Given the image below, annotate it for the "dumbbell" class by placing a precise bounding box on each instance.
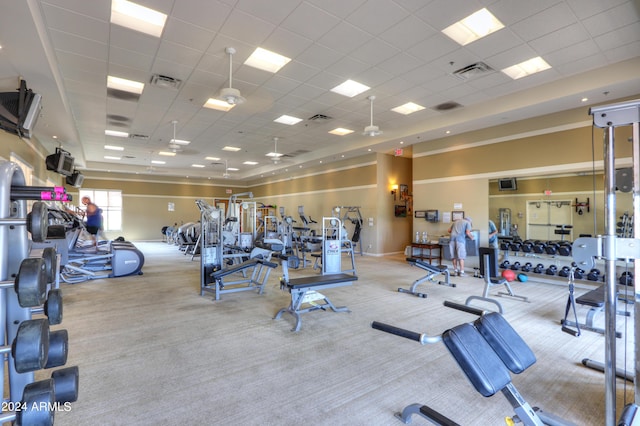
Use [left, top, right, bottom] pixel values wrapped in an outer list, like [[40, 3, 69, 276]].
[[0, 201, 49, 243], [587, 268, 601, 281], [500, 260, 510, 269], [509, 242, 521, 252], [545, 242, 559, 255], [619, 271, 634, 286], [574, 268, 585, 280], [546, 265, 558, 275], [8, 257, 63, 324], [558, 243, 572, 256], [0, 378, 55, 425], [533, 263, 545, 274], [558, 266, 571, 277], [533, 242, 546, 254], [12, 318, 69, 373], [500, 241, 510, 251], [520, 240, 533, 253], [510, 261, 521, 271], [520, 262, 532, 272]]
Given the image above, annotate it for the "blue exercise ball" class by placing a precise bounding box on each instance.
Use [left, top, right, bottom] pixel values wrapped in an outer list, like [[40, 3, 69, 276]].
[[517, 273, 528, 282]]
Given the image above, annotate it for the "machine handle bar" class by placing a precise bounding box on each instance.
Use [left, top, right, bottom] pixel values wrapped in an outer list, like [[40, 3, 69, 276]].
[[371, 321, 442, 345], [443, 300, 486, 316]]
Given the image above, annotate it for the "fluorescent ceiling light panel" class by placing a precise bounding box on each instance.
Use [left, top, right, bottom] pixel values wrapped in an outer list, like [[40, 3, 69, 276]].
[[203, 98, 234, 112], [329, 128, 354, 136], [274, 115, 302, 125], [501, 57, 551, 80], [104, 145, 124, 151], [191, 164, 205, 168], [151, 160, 165, 164], [105, 129, 129, 138], [227, 167, 239, 171], [107, 75, 144, 94], [205, 156, 220, 161], [104, 156, 121, 160], [244, 47, 291, 73], [442, 8, 504, 46], [330, 79, 370, 97], [170, 138, 190, 146], [110, 0, 167, 38], [158, 151, 176, 157], [391, 102, 425, 115], [243, 161, 259, 165], [222, 146, 241, 152]]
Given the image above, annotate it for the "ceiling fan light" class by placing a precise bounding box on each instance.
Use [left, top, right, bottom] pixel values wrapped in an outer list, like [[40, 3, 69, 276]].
[[219, 87, 245, 105], [363, 125, 382, 137]]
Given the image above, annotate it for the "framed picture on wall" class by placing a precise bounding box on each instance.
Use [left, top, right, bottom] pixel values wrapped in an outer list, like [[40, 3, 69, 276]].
[[399, 184, 409, 201], [414, 210, 426, 218], [452, 210, 465, 221], [395, 205, 407, 217]]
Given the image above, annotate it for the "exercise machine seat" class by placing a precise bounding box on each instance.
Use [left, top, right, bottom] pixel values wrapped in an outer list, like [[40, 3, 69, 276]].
[[442, 323, 511, 397], [475, 313, 536, 374]]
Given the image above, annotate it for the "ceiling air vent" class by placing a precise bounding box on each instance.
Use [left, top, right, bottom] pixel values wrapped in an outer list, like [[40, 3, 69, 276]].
[[433, 101, 463, 112], [452, 62, 493, 80], [128, 133, 149, 140], [150, 74, 183, 90], [308, 114, 332, 121]]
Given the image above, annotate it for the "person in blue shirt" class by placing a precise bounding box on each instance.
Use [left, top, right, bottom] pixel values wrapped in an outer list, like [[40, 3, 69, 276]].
[[488, 219, 499, 249], [82, 196, 103, 248], [448, 217, 474, 276]]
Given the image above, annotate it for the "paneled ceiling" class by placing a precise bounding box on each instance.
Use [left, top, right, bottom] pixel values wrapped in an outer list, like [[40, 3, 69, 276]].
[[1, 0, 639, 180]]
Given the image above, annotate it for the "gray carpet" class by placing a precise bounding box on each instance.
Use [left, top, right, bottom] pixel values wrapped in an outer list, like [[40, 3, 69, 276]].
[[45, 242, 635, 425]]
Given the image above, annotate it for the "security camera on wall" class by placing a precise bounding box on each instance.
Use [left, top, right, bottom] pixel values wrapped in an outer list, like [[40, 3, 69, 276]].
[[0, 79, 42, 139]]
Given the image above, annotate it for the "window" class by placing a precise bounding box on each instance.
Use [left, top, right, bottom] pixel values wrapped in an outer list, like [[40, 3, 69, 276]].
[[78, 189, 122, 231]]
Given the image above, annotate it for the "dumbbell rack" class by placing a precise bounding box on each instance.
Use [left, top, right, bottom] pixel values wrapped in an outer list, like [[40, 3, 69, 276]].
[[0, 160, 78, 423]]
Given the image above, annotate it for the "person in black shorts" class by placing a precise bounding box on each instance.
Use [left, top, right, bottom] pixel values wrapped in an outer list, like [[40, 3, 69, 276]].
[[82, 196, 102, 248]]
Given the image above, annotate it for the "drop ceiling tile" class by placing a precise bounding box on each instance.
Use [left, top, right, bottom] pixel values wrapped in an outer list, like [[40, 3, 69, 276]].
[[41, 0, 111, 20], [277, 61, 320, 84], [306, 0, 366, 18], [594, 23, 640, 51], [236, 0, 303, 25], [156, 41, 204, 70], [485, 44, 538, 70], [41, 3, 109, 43], [108, 45, 155, 73], [281, 2, 340, 39], [407, 33, 459, 62], [162, 18, 215, 52], [218, 8, 276, 46], [325, 56, 370, 79], [171, 0, 232, 30], [261, 27, 314, 59], [463, 28, 523, 60], [413, 0, 484, 30], [544, 39, 600, 67], [509, 2, 577, 41], [565, 0, 629, 20], [296, 44, 342, 70], [582, 2, 640, 38], [109, 25, 161, 56], [529, 23, 591, 56], [603, 40, 640, 63], [350, 38, 401, 66], [317, 21, 371, 55], [378, 14, 436, 50], [49, 28, 108, 60], [345, 0, 409, 35], [377, 52, 422, 75]]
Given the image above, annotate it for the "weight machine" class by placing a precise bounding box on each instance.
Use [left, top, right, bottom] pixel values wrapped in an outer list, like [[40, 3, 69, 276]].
[[332, 206, 364, 256], [571, 99, 640, 425]]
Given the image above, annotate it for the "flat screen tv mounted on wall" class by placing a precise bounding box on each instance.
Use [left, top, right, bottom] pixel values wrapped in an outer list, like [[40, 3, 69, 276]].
[[66, 170, 84, 188], [498, 178, 517, 191], [0, 79, 42, 139]]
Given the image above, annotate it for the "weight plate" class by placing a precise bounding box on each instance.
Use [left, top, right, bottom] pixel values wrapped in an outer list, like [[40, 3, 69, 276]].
[[29, 201, 49, 243], [44, 329, 68, 369], [44, 289, 63, 325], [42, 247, 57, 284], [13, 318, 49, 373], [51, 365, 79, 403], [16, 378, 55, 426], [15, 258, 48, 308]]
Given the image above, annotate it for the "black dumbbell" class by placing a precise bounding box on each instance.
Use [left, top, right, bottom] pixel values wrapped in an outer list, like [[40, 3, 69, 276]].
[[521, 262, 532, 272], [510, 261, 521, 271], [545, 243, 559, 255], [558, 243, 571, 256], [559, 266, 571, 277], [574, 268, 585, 280], [509, 242, 521, 252], [533, 263, 545, 274], [619, 271, 634, 286], [0, 379, 55, 425], [533, 242, 546, 254], [587, 268, 601, 281], [500, 260, 510, 269], [546, 265, 558, 275], [521, 241, 533, 253], [500, 242, 510, 251]]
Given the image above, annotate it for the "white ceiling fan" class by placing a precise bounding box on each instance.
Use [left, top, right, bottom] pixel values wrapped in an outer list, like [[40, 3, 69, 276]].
[[167, 120, 187, 152], [363, 95, 382, 137], [266, 137, 286, 164], [222, 159, 231, 179], [219, 47, 246, 106]]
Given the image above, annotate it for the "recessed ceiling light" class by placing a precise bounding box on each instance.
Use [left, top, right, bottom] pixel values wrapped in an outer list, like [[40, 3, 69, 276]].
[[205, 156, 221, 161], [227, 167, 239, 171], [104, 156, 121, 160], [105, 145, 124, 151], [329, 128, 354, 136], [107, 76, 144, 94], [244, 47, 291, 73], [158, 151, 176, 157], [151, 160, 165, 165], [105, 129, 129, 138], [110, 0, 167, 38], [243, 161, 259, 165], [170, 138, 190, 146], [331, 79, 370, 97], [392, 102, 425, 115], [446, 130, 451, 134], [581, 97, 588, 102], [222, 146, 241, 152], [501, 57, 551, 80], [274, 115, 303, 125], [442, 8, 504, 46], [203, 98, 235, 111], [191, 164, 205, 168]]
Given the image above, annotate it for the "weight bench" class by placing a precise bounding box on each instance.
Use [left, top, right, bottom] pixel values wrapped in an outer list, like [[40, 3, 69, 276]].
[[203, 254, 278, 301], [398, 257, 454, 298], [560, 285, 626, 338], [274, 254, 357, 331], [376, 311, 574, 425]]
